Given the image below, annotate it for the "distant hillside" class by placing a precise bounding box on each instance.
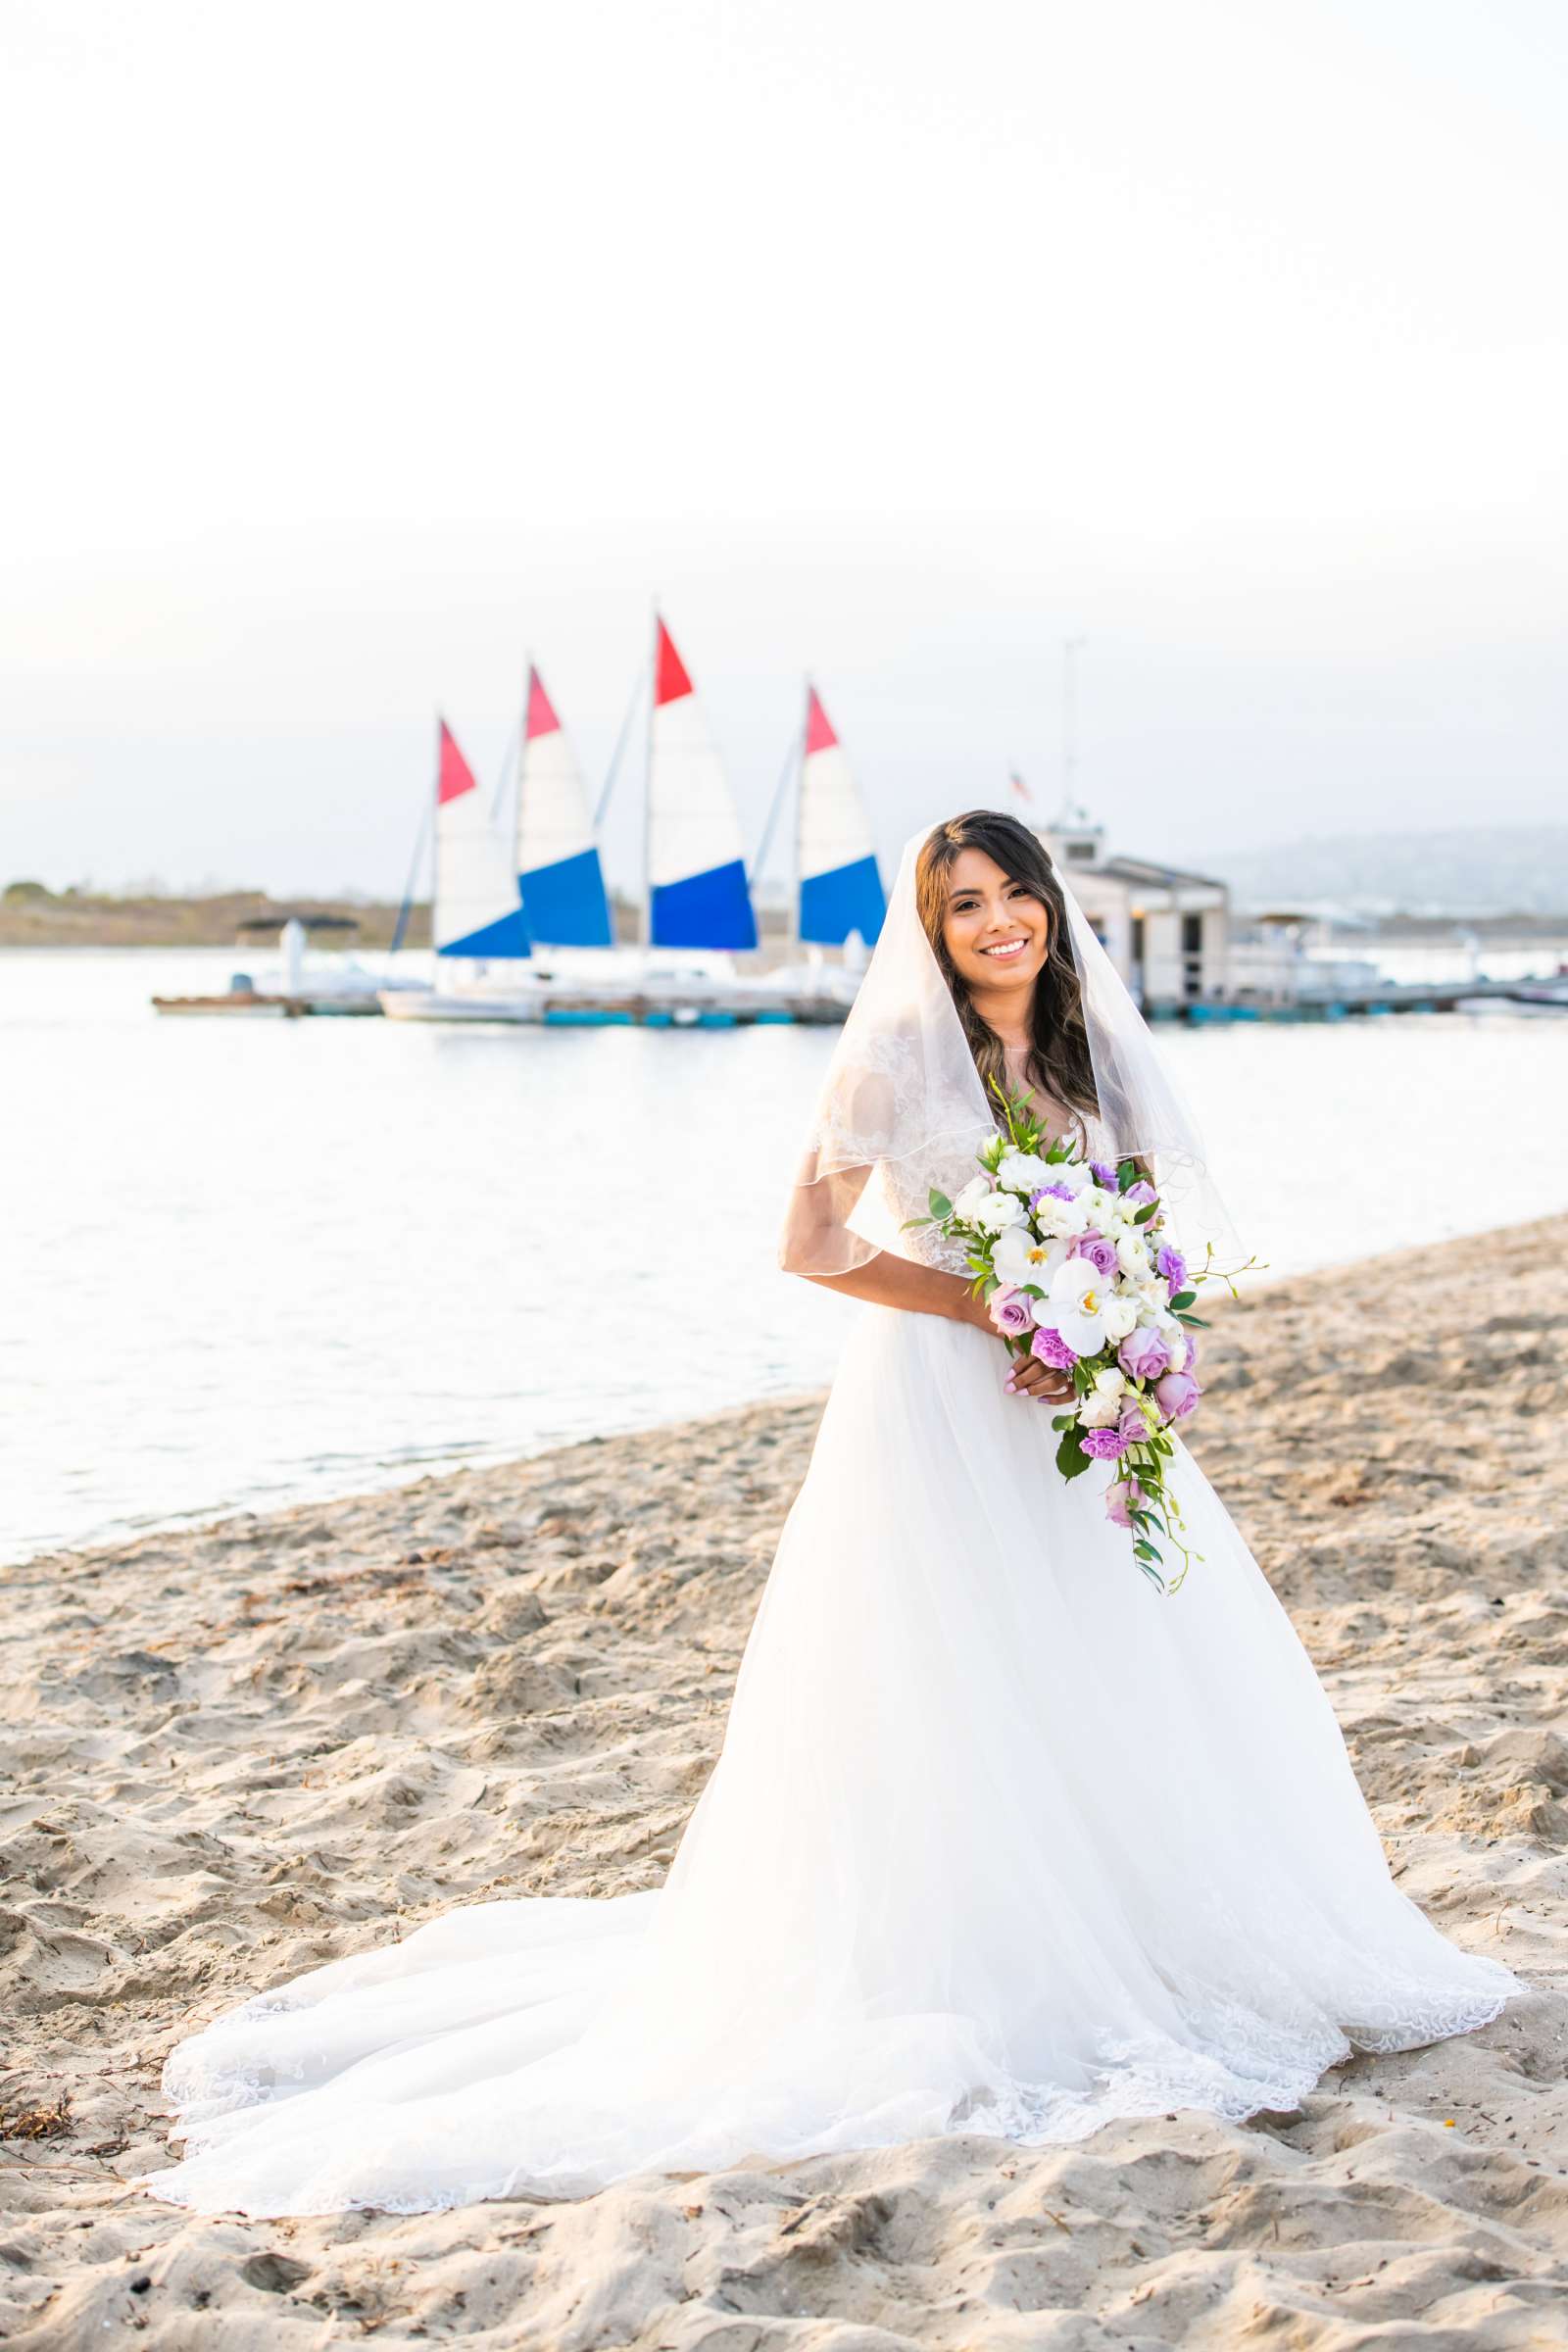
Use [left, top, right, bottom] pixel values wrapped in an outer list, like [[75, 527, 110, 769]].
[[0, 884, 429, 951], [1196, 826, 1568, 918], [0, 883, 796, 951]]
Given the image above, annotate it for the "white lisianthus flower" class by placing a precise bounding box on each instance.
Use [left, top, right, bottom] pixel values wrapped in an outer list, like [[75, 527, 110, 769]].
[[973, 1190, 1025, 1234], [952, 1175, 993, 1219], [1045, 1257, 1110, 1354], [996, 1150, 1051, 1195], [1032, 1192, 1091, 1240], [1079, 1390, 1123, 1429], [1093, 1367, 1126, 1397], [1116, 1231, 1152, 1277], [1102, 1293, 1141, 1343], [1047, 1156, 1091, 1194], [994, 1227, 1069, 1291]]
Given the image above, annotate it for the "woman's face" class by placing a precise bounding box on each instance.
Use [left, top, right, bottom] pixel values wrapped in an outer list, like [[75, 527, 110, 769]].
[[940, 847, 1052, 1001]]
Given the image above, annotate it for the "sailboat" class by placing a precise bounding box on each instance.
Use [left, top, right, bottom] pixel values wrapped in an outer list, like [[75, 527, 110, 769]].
[[379, 717, 541, 1021], [515, 667, 614, 947], [755, 680, 884, 1017], [432, 717, 533, 959], [795, 683, 886, 950], [646, 618, 759, 952]]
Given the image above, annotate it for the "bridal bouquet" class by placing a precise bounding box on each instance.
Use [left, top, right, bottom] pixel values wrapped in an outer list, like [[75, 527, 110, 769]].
[[906, 1086, 1237, 1592]]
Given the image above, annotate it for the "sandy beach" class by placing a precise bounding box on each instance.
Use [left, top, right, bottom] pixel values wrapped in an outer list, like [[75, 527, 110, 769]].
[[3, 1214, 1567, 2347]]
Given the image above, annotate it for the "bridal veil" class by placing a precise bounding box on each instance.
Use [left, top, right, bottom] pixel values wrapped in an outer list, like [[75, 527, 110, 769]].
[[778, 818, 1239, 1279]]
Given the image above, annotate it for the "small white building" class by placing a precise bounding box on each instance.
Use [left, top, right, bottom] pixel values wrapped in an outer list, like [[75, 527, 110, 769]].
[[1039, 805, 1229, 1011]]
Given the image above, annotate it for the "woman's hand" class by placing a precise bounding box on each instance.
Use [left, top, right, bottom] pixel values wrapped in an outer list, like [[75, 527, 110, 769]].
[[1004, 1349, 1076, 1407]]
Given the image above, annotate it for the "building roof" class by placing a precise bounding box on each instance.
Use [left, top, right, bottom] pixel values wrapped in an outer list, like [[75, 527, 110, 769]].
[[1092, 855, 1230, 893]]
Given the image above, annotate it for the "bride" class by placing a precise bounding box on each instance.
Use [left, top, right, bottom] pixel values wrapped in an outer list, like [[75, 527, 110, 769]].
[[143, 808, 1517, 2218]]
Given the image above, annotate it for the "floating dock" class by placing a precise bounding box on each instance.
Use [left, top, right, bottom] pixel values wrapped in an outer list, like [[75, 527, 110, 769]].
[[1162, 977, 1565, 1024]]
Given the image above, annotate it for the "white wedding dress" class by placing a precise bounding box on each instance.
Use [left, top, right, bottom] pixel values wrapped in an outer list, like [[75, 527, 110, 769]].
[[145, 1149, 1518, 2219]]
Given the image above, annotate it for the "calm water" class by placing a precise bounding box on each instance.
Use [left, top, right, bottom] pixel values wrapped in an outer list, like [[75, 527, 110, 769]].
[[5, 949, 1566, 1566]]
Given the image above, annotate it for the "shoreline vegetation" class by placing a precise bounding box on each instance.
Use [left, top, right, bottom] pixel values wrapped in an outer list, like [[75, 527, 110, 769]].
[[0, 883, 804, 952], [3, 1215, 1566, 2343]]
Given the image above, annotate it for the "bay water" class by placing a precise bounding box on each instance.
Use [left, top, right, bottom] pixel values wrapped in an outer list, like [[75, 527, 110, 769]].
[[5, 948, 1565, 1565]]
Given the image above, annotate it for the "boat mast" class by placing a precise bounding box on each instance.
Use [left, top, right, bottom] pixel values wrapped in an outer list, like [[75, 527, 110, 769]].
[[641, 605, 657, 953], [430, 710, 441, 962], [789, 679, 807, 962]]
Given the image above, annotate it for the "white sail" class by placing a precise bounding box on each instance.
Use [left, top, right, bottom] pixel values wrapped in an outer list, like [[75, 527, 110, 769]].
[[435, 719, 530, 957], [515, 668, 612, 948], [797, 685, 885, 946]]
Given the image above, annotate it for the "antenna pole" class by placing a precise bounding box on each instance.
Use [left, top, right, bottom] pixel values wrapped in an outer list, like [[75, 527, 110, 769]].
[[1060, 635, 1087, 819]]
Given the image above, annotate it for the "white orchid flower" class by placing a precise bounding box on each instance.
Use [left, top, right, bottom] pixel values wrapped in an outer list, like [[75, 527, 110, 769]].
[[1046, 1257, 1110, 1355], [993, 1227, 1069, 1293]]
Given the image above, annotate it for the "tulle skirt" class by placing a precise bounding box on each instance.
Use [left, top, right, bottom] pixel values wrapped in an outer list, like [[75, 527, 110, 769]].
[[143, 1306, 1517, 2216]]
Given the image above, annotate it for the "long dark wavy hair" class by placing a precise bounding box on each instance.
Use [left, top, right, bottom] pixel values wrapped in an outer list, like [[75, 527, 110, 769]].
[[915, 809, 1101, 1139]]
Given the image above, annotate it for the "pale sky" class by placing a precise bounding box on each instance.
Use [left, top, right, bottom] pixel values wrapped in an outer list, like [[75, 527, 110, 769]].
[[3, 0, 1565, 900]]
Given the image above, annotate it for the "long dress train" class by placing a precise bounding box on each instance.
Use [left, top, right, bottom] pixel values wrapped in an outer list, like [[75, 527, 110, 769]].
[[142, 1302, 1517, 2218]]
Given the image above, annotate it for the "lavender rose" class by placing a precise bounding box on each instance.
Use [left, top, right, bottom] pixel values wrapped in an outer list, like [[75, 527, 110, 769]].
[[1030, 1327, 1079, 1371], [1117, 1325, 1171, 1383], [1081, 1426, 1129, 1459], [1069, 1230, 1118, 1281], [988, 1287, 1034, 1340], [1123, 1179, 1158, 1208], [1153, 1368, 1201, 1422], [1155, 1244, 1187, 1294]]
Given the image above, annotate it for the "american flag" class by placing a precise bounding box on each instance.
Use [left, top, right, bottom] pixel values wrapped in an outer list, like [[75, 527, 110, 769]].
[[1009, 771, 1033, 806]]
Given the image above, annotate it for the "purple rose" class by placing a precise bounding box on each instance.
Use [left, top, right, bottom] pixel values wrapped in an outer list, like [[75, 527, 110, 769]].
[[1119, 1399, 1152, 1443], [1153, 1368, 1201, 1423], [1030, 1326, 1079, 1370], [1104, 1475, 1147, 1529], [1124, 1180, 1158, 1208], [1081, 1426, 1128, 1459], [1069, 1230, 1118, 1281], [1089, 1160, 1120, 1188], [1155, 1245, 1187, 1294], [988, 1287, 1034, 1339], [1117, 1325, 1171, 1383], [1029, 1182, 1075, 1209]]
